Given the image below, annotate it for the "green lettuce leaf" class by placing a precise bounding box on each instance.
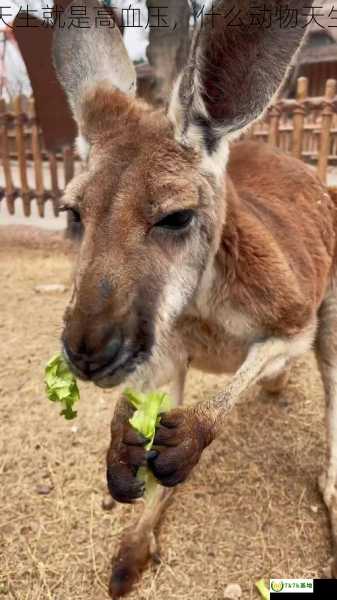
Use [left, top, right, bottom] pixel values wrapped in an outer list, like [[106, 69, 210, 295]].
[[124, 388, 171, 498], [256, 579, 269, 600], [124, 388, 170, 450], [45, 353, 80, 420]]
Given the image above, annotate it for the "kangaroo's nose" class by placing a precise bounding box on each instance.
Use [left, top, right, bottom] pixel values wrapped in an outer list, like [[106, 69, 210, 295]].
[[64, 327, 123, 379]]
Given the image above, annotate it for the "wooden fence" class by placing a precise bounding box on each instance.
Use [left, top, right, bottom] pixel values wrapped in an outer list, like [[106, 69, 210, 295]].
[[1, 76, 337, 219], [0, 95, 76, 218], [249, 77, 337, 184]]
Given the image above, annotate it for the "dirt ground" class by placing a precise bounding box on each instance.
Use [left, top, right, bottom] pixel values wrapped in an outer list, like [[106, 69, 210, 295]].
[[0, 228, 333, 600]]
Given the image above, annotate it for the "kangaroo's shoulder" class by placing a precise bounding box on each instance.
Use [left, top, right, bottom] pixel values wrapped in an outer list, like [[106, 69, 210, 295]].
[[228, 140, 320, 189]]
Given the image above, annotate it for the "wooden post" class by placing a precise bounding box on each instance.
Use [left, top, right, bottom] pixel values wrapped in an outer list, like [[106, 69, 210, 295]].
[[0, 98, 16, 214], [63, 145, 74, 186], [318, 79, 337, 184], [292, 77, 308, 160], [29, 97, 45, 217], [63, 145, 81, 238], [14, 95, 31, 216], [268, 105, 281, 147], [48, 151, 60, 217]]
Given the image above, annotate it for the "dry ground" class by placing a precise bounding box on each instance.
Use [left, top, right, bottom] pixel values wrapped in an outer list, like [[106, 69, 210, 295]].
[[0, 228, 333, 600]]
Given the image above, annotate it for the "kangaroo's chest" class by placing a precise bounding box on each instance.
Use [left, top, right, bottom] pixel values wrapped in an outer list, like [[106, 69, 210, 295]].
[[178, 306, 256, 375]]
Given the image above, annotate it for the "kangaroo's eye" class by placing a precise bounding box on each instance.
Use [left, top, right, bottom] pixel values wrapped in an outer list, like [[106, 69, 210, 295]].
[[155, 210, 195, 231]]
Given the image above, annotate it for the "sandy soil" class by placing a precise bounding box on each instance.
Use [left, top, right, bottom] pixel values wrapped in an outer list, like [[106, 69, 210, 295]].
[[0, 228, 333, 600]]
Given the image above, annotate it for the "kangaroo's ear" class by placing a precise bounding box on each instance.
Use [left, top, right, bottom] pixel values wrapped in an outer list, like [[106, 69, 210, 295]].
[[53, 0, 136, 157], [168, 0, 312, 180]]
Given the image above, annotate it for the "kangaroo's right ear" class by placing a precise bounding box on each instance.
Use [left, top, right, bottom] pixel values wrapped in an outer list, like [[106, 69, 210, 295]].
[[168, 0, 313, 181], [53, 0, 136, 157]]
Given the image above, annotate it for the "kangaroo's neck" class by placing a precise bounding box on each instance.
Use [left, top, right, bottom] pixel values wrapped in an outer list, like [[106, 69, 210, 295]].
[[190, 176, 240, 318]]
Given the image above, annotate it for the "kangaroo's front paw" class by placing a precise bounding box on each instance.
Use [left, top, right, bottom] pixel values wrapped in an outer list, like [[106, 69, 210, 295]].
[[107, 423, 147, 504], [147, 407, 214, 487]]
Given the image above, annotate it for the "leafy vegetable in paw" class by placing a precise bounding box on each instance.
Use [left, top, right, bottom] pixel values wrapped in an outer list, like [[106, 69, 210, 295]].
[[45, 353, 80, 420], [124, 388, 171, 501], [124, 388, 170, 450], [256, 579, 269, 600]]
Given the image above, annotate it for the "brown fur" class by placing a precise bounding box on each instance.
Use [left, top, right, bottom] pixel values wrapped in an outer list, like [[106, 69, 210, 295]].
[[109, 530, 152, 598], [64, 90, 336, 352], [224, 142, 336, 334]]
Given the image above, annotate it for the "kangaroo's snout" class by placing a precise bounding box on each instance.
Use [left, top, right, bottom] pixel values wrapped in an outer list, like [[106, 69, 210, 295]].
[[63, 323, 124, 381]]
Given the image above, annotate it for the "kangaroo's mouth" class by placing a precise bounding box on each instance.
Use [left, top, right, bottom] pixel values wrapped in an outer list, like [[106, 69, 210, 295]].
[[63, 344, 151, 388], [61, 299, 156, 389], [92, 348, 148, 388]]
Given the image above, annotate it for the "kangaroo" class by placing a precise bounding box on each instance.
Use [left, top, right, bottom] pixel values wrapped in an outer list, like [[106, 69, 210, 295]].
[[53, 0, 337, 596]]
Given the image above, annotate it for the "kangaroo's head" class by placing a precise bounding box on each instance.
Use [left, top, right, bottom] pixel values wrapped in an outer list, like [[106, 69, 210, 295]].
[[54, 0, 311, 387]]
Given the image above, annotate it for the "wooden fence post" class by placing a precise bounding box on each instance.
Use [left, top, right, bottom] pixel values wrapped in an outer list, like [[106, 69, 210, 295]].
[[318, 79, 337, 184], [14, 95, 31, 216], [48, 151, 60, 217], [292, 77, 308, 160], [63, 145, 81, 238], [0, 98, 16, 214], [29, 97, 45, 217], [268, 105, 281, 147], [63, 145, 74, 186]]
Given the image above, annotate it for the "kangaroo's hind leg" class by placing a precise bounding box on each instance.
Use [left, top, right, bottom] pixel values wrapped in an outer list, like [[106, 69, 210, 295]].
[[260, 367, 291, 406], [315, 292, 337, 576]]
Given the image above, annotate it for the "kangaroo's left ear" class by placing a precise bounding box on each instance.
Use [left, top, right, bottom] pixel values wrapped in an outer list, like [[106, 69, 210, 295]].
[[53, 0, 136, 160], [168, 0, 313, 181]]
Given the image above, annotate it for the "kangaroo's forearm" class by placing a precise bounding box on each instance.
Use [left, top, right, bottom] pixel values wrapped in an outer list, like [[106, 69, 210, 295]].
[[194, 332, 313, 440]]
